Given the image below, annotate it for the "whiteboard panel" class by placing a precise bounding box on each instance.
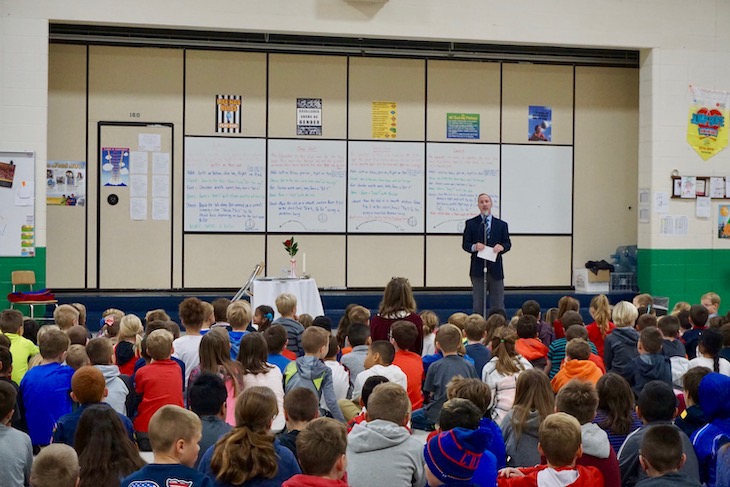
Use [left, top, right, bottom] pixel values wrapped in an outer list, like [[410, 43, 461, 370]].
[[184, 137, 266, 232], [0, 152, 35, 257], [348, 141, 425, 233], [501, 145, 573, 234], [427, 143, 500, 234], [267, 140, 346, 233]]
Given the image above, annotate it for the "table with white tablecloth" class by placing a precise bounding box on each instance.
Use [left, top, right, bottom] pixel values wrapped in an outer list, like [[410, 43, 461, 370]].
[[251, 278, 324, 319]]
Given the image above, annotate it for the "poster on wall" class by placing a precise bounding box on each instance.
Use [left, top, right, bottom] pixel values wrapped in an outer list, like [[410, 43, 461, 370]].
[[719, 205, 730, 239], [372, 101, 397, 139], [47, 161, 86, 206], [296, 98, 322, 136], [446, 113, 480, 139], [0, 151, 35, 257], [216, 95, 242, 133], [101, 147, 129, 186], [687, 86, 730, 161], [528, 105, 552, 142]]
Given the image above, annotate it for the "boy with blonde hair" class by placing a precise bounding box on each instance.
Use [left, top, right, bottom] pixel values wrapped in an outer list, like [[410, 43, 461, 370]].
[[283, 418, 348, 487], [498, 413, 604, 486], [53, 304, 79, 331], [348, 305, 371, 326], [122, 405, 211, 487], [0, 309, 38, 383], [702, 292, 721, 319], [20, 328, 73, 449], [273, 293, 305, 356], [86, 336, 133, 417], [30, 443, 79, 487], [347, 382, 425, 487], [65, 344, 90, 370], [134, 329, 184, 450], [226, 300, 251, 359]]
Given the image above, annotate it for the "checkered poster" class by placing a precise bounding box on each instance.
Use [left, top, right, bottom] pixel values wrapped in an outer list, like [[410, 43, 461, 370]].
[[216, 95, 242, 133]]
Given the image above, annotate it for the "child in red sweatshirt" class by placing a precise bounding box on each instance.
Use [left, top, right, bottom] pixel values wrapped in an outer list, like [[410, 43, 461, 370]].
[[515, 316, 549, 370], [282, 417, 349, 487], [498, 412, 604, 487]]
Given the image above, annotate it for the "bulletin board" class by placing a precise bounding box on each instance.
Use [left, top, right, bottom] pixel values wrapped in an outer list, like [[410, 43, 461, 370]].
[[0, 151, 35, 257]]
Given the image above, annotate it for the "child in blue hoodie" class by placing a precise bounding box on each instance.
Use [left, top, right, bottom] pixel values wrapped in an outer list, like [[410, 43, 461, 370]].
[[226, 300, 251, 360], [691, 372, 730, 487], [630, 327, 672, 397], [604, 301, 640, 381]]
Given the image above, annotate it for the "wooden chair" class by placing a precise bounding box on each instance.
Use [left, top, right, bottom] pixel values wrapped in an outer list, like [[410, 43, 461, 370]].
[[10, 271, 58, 321]]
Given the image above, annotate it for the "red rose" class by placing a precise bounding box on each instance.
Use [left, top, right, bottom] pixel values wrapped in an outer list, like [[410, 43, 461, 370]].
[[284, 240, 292, 246]]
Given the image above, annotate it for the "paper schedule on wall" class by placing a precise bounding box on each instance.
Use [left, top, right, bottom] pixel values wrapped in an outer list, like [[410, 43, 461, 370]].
[[348, 141, 425, 233], [372, 102, 397, 139], [267, 139, 346, 232], [184, 137, 266, 232], [427, 143, 499, 233]]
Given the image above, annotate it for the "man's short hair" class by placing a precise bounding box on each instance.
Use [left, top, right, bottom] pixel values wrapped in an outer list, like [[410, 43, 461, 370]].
[[30, 444, 79, 487], [556, 379, 598, 424], [639, 327, 663, 354], [690, 304, 709, 328], [538, 413, 582, 468], [189, 372, 227, 416], [178, 297, 206, 329], [565, 325, 589, 342], [361, 375, 389, 408], [391, 320, 418, 350], [212, 298, 232, 322], [53, 304, 80, 330], [66, 325, 88, 346], [348, 323, 371, 347], [438, 398, 482, 431], [0, 309, 23, 334], [71, 366, 106, 404], [0, 380, 17, 420], [296, 418, 347, 476], [39, 328, 70, 359], [515, 315, 538, 339], [148, 405, 202, 453], [446, 376, 491, 416], [284, 387, 320, 422], [561, 311, 584, 330], [464, 315, 487, 342], [66, 345, 90, 370], [226, 300, 252, 330], [302, 326, 329, 354], [370, 340, 395, 366], [640, 425, 684, 474], [636, 314, 657, 331], [566, 338, 591, 361], [264, 324, 288, 354], [86, 337, 113, 365], [367, 382, 410, 425], [275, 293, 297, 316], [682, 366, 711, 405], [145, 329, 174, 360], [435, 324, 462, 353], [638, 381, 677, 422], [658, 315, 681, 339], [521, 300, 541, 318]]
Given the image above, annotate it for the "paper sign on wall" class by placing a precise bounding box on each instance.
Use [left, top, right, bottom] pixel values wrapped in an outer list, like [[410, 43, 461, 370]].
[[372, 101, 397, 139], [216, 95, 242, 133], [528, 105, 552, 142], [446, 113, 480, 139], [296, 98, 322, 136], [101, 147, 129, 186], [47, 160, 86, 206], [687, 86, 730, 160], [719, 205, 730, 239]]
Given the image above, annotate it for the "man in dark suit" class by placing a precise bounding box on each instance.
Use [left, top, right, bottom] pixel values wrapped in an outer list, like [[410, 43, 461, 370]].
[[462, 193, 511, 315]]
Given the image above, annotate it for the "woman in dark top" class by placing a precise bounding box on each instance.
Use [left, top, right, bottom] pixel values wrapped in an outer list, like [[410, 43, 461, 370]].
[[369, 277, 424, 354]]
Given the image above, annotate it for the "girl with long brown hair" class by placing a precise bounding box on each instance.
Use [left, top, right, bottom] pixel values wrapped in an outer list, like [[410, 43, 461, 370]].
[[199, 387, 301, 486], [237, 333, 286, 431], [370, 277, 424, 354], [593, 372, 642, 453], [553, 296, 579, 339], [585, 294, 614, 357]]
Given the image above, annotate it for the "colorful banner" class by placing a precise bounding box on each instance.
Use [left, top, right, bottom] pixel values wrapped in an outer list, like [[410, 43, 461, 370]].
[[296, 98, 323, 136], [687, 86, 730, 161], [101, 147, 129, 186], [446, 113, 480, 139], [528, 105, 552, 142], [372, 101, 397, 139], [216, 95, 242, 133], [47, 160, 86, 206], [719, 205, 730, 239]]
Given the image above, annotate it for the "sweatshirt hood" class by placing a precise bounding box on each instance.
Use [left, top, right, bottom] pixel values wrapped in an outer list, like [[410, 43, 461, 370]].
[[515, 339, 548, 360], [636, 354, 670, 381], [611, 327, 639, 345], [580, 423, 610, 459], [95, 364, 121, 382], [296, 356, 328, 380], [282, 474, 349, 487], [562, 359, 600, 377], [347, 419, 412, 453], [699, 372, 730, 420]]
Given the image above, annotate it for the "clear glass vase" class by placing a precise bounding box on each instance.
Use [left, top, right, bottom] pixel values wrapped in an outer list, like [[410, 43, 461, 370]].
[[289, 258, 297, 278]]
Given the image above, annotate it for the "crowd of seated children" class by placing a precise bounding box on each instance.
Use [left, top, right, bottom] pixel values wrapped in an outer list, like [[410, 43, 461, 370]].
[[390, 320, 425, 410], [284, 326, 345, 423], [273, 293, 305, 356], [521, 300, 554, 348], [546, 311, 599, 378], [237, 332, 286, 431], [199, 386, 301, 487], [482, 327, 532, 425], [75, 403, 145, 487], [346, 382, 425, 487], [501, 369, 554, 468], [278, 386, 320, 459], [555, 379, 620, 487], [413, 324, 477, 431], [593, 372, 643, 453], [188, 372, 231, 467]]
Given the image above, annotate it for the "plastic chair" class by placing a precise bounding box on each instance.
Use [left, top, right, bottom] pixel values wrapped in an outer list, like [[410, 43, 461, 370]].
[[10, 271, 58, 321]]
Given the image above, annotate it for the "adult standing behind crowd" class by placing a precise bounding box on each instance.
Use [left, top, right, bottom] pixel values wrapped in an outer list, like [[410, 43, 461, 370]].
[[369, 277, 424, 355], [462, 193, 511, 315]]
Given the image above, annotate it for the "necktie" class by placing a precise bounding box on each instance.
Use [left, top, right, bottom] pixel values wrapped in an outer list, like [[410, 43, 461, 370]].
[[486, 217, 491, 240]]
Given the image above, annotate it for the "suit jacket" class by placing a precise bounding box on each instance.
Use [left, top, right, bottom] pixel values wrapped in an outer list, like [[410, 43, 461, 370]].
[[462, 214, 511, 280]]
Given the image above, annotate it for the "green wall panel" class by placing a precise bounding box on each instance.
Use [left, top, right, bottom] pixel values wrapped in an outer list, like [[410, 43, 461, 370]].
[[0, 247, 48, 313]]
